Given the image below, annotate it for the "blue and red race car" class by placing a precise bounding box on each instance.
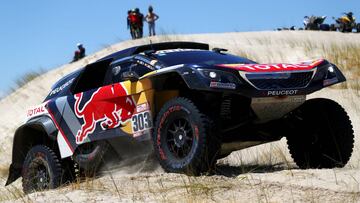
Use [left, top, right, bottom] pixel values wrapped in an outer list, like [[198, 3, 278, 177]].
[[6, 42, 354, 193]]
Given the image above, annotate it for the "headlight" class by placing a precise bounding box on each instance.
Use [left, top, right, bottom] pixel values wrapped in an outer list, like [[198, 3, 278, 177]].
[[323, 65, 339, 86], [198, 69, 239, 82], [209, 71, 217, 79], [199, 69, 221, 81], [198, 69, 241, 89], [326, 66, 336, 78]]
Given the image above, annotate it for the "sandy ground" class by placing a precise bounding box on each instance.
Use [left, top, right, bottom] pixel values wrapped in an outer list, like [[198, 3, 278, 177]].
[[0, 31, 359, 202]]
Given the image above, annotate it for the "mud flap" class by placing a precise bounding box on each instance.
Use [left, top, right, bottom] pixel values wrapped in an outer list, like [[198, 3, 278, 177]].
[[5, 164, 21, 186]]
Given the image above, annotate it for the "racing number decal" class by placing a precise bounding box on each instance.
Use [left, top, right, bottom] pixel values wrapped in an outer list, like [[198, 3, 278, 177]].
[[132, 111, 152, 132], [131, 103, 153, 137]]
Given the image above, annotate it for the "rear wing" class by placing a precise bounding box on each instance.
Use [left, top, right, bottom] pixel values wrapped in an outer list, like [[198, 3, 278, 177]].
[[99, 42, 210, 62]]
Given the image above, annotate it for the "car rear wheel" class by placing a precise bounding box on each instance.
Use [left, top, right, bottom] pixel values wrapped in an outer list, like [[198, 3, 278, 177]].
[[22, 145, 63, 194], [73, 141, 109, 177], [153, 97, 220, 175], [287, 98, 354, 169]]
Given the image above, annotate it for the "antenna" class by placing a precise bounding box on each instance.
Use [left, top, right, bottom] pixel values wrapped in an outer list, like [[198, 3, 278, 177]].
[[149, 39, 154, 50], [144, 39, 156, 56], [212, 47, 228, 54]]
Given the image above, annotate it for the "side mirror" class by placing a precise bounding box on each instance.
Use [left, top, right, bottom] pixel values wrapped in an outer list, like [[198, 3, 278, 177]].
[[121, 71, 139, 82]]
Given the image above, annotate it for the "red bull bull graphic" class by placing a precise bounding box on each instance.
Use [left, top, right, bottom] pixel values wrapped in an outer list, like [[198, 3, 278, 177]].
[[74, 83, 136, 144]]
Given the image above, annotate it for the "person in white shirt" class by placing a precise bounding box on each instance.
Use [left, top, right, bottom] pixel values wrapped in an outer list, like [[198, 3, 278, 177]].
[[145, 6, 159, 36]]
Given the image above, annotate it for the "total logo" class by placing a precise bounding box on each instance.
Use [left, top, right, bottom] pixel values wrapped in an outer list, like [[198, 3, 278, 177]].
[[267, 90, 298, 96], [27, 103, 48, 120]]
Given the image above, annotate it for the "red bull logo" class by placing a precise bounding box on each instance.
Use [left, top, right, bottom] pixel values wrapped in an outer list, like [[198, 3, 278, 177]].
[[74, 83, 136, 144]]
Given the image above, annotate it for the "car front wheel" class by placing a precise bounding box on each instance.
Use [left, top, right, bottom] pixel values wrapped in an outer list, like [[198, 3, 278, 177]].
[[153, 97, 220, 175]]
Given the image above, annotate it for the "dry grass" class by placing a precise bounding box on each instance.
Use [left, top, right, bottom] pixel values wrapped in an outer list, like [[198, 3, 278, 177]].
[[320, 43, 360, 92], [0, 181, 28, 203], [8, 69, 46, 95]]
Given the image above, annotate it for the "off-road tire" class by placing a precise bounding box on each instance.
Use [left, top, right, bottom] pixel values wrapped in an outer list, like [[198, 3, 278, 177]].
[[61, 158, 77, 183], [22, 145, 63, 194], [356, 23, 360, 33], [153, 97, 220, 175], [73, 141, 109, 177], [287, 98, 354, 169]]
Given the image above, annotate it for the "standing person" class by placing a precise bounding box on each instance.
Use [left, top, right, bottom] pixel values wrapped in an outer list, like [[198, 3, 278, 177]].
[[129, 9, 142, 39], [127, 10, 135, 39], [72, 43, 86, 62], [135, 8, 144, 38], [145, 6, 159, 36]]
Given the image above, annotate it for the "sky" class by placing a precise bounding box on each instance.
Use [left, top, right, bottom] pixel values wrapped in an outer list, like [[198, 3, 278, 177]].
[[1, 0, 360, 96]]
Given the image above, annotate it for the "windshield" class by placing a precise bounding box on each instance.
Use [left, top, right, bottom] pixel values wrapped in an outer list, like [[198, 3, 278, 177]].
[[154, 50, 256, 67]]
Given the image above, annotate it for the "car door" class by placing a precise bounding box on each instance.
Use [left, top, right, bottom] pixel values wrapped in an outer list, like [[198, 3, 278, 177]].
[[70, 60, 139, 145], [109, 59, 155, 141], [46, 59, 133, 149]]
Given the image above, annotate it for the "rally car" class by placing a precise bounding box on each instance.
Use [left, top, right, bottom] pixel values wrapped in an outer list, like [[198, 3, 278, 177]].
[[6, 42, 354, 193]]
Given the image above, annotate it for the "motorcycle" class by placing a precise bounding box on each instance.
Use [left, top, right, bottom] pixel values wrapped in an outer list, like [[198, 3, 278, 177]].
[[331, 12, 360, 33], [304, 16, 329, 31]]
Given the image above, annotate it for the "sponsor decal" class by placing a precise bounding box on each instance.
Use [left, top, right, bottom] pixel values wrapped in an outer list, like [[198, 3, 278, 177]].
[[157, 105, 182, 160], [155, 49, 195, 55], [74, 83, 136, 144], [136, 60, 155, 70], [49, 78, 75, 96], [136, 103, 150, 113], [27, 103, 48, 119], [193, 125, 199, 140], [323, 77, 339, 86], [132, 103, 153, 137], [150, 60, 158, 66], [210, 81, 236, 90], [218, 59, 324, 72], [267, 90, 298, 96]]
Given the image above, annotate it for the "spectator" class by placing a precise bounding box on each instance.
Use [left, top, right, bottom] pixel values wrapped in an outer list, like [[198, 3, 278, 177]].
[[135, 8, 144, 38], [145, 6, 159, 36], [128, 9, 142, 39], [127, 10, 135, 39], [72, 43, 86, 62]]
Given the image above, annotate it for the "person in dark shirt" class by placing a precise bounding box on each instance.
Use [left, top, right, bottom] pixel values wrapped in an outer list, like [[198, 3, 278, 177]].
[[127, 10, 135, 39], [72, 43, 86, 62], [134, 8, 144, 38]]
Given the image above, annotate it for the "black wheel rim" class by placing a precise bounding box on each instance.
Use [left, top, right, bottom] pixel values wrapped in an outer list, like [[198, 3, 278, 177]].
[[29, 159, 50, 190], [165, 118, 194, 159]]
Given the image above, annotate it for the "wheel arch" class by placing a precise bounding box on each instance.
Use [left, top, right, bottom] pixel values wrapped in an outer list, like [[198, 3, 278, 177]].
[[6, 116, 58, 186], [149, 71, 191, 114], [149, 70, 222, 118]]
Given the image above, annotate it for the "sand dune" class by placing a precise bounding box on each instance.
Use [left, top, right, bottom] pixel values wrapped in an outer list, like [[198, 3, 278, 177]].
[[0, 31, 359, 202]]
